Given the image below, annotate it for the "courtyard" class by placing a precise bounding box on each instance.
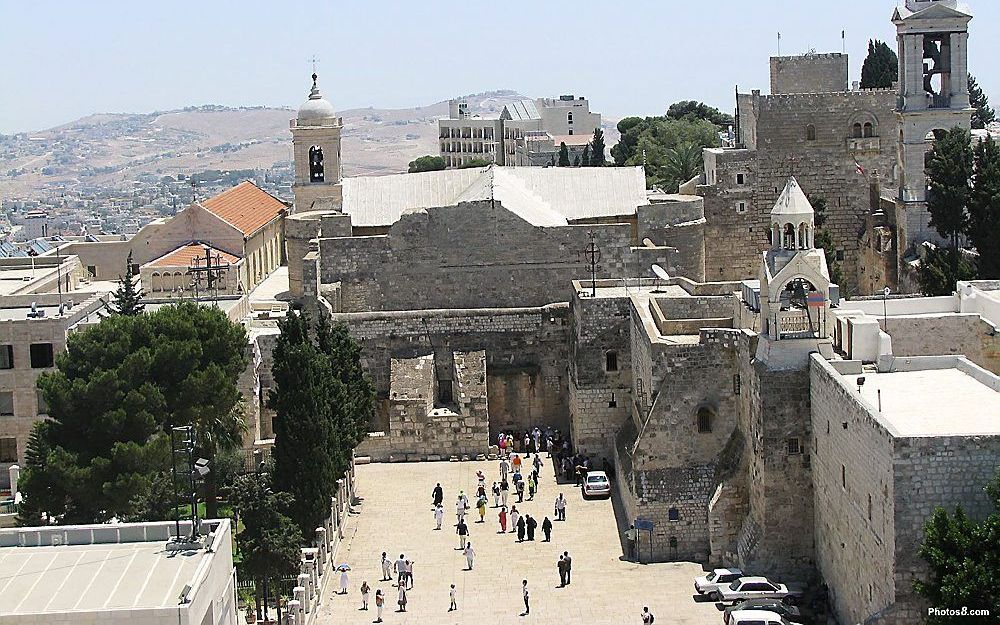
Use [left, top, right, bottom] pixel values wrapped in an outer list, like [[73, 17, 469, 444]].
[[313, 459, 722, 625]]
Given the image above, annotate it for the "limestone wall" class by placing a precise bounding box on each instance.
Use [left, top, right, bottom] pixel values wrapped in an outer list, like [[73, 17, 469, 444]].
[[880, 313, 1000, 375], [769, 54, 849, 95]]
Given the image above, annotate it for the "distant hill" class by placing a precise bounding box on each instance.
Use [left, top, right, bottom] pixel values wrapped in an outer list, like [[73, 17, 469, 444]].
[[0, 91, 619, 200]]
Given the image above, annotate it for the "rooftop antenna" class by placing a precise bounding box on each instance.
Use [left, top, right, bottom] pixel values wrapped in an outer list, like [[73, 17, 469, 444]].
[[777, 31, 781, 56], [842, 29, 846, 54], [651, 264, 670, 293]]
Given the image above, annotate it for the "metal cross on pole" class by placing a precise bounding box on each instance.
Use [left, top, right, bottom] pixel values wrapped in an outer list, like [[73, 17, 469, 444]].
[[187, 245, 232, 304], [583, 231, 602, 297]]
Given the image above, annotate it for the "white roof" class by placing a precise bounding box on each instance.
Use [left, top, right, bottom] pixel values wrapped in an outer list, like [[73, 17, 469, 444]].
[[502, 99, 541, 121], [896, 0, 971, 20], [770, 177, 814, 218], [340, 165, 649, 228]]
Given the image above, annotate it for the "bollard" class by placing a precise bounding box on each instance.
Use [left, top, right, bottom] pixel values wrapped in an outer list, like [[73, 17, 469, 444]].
[[286, 600, 300, 625]]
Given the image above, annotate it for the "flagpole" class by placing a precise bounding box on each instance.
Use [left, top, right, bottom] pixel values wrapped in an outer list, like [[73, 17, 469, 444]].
[[778, 32, 781, 56]]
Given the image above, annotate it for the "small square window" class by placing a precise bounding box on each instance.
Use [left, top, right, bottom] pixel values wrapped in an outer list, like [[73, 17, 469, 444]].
[[0, 437, 16, 463], [736, 201, 747, 214], [736, 173, 746, 185], [787, 437, 801, 455], [668, 507, 680, 521], [30, 343, 54, 369], [835, 249, 845, 262], [605, 351, 618, 372], [0, 345, 12, 369]]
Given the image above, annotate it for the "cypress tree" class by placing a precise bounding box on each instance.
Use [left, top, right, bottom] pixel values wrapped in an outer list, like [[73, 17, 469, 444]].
[[581, 145, 591, 167], [923, 126, 974, 291], [969, 136, 1000, 278], [860, 39, 898, 89], [557, 142, 570, 167], [969, 74, 996, 130], [590, 128, 606, 166]]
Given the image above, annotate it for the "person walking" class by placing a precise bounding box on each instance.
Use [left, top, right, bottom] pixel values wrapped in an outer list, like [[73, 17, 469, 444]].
[[492, 481, 501, 508], [457, 518, 469, 549], [532, 452, 543, 475], [404, 559, 414, 589], [449, 584, 457, 612], [563, 551, 573, 585], [526, 514, 537, 541], [512, 453, 522, 474], [374, 589, 384, 623], [641, 606, 655, 624], [397, 585, 407, 612], [499, 433, 508, 458], [541, 516, 553, 542], [625, 524, 638, 561], [555, 493, 567, 521], [360, 580, 370, 610], [464, 541, 476, 570], [394, 554, 406, 587], [521, 579, 530, 615], [498, 506, 508, 533], [506, 434, 514, 455], [477, 494, 487, 523], [432, 482, 444, 507], [500, 479, 509, 507], [516, 514, 526, 542], [380, 552, 392, 581], [557, 554, 568, 587], [340, 568, 349, 595], [509, 506, 520, 534], [434, 503, 444, 530], [456, 494, 467, 525], [516, 478, 525, 503], [527, 473, 536, 500]]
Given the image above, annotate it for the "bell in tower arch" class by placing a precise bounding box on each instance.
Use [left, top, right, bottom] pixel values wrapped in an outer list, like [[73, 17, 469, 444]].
[[309, 145, 325, 182]]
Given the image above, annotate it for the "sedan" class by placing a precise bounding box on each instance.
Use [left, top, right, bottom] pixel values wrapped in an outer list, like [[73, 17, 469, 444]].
[[581, 471, 611, 498], [724, 599, 802, 624]]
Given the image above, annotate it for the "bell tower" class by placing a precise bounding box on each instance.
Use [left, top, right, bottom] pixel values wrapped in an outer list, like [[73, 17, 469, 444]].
[[893, 0, 973, 246], [290, 73, 343, 213]]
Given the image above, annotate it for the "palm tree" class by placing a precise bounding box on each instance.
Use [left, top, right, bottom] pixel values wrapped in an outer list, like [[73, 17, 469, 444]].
[[660, 142, 703, 192], [194, 401, 247, 518]]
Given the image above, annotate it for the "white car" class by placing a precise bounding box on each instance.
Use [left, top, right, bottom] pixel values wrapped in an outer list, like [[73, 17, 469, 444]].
[[581, 471, 611, 498], [716, 577, 800, 604], [728, 609, 804, 625], [693, 568, 744, 596]]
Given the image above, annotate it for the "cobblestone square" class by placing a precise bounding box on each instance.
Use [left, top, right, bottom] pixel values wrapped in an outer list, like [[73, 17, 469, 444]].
[[314, 459, 721, 625]]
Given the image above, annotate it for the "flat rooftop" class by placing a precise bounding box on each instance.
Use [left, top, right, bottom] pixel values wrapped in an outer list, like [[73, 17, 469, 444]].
[[853, 367, 1000, 437]]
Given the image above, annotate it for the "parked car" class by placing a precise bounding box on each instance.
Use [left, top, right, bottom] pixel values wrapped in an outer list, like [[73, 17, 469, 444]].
[[581, 470, 611, 498], [716, 577, 802, 604], [728, 609, 804, 625], [724, 599, 801, 624], [693, 568, 744, 596]]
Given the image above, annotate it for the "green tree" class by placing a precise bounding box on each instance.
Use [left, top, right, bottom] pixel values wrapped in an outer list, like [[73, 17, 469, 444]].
[[14, 422, 55, 526], [315, 315, 374, 467], [231, 470, 302, 620], [914, 471, 1000, 624], [458, 158, 491, 169], [107, 250, 145, 316], [810, 196, 846, 288], [968, 136, 1000, 278], [407, 155, 446, 173], [581, 145, 591, 167], [665, 100, 734, 129], [557, 142, 570, 167], [611, 114, 719, 190], [611, 117, 644, 166], [969, 74, 996, 130], [17, 303, 248, 524], [927, 127, 974, 282], [860, 39, 898, 89], [589, 128, 606, 166], [918, 244, 976, 296], [661, 142, 703, 191]]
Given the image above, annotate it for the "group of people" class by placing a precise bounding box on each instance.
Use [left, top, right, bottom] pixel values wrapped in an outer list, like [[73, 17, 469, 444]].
[[496, 426, 570, 458]]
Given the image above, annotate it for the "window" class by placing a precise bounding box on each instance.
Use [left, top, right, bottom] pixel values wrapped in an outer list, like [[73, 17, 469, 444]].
[[841, 464, 847, 489], [852, 122, 863, 139], [86, 265, 96, 278], [605, 351, 618, 372], [806, 124, 817, 141], [29, 343, 54, 369], [736, 172, 746, 185], [863, 122, 875, 138], [696, 406, 714, 433], [868, 493, 873, 521], [608, 393, 617, 408], [668, 507, 679, 521], [36, 390, 48, 416], [130, 264, 139, 276], [0, 392, 12, 416], [736, 201, 747, 214], [308, 145, 325, 182], [0, 345, 12, 369], [0, 437, 16, 463], [568, 129, 573, 135], [567, 112, 573, 124], [835, 249, 845, 262], [787, 437, 801, 455]]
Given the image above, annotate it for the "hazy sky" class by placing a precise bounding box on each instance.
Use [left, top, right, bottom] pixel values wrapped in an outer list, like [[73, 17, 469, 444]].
[[1, 0, 997, 134]]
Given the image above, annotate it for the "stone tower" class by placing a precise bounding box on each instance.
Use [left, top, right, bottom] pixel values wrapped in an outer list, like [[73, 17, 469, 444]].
[[893, 0, 973, 247], [291, 73, 343, 213]]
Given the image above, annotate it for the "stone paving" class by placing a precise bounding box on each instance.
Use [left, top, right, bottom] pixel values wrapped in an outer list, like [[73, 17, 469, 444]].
[[314, 459, 722, 625]]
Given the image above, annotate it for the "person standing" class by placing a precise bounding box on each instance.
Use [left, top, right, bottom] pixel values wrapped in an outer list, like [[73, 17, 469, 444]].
[[449, 584, 457, 612], [340, 568, 349, 595], [641, 606, 655, 624], [509, 506, 520, 535], [394, 554, 406, 587], [404, 559, 414, 589], [477, 494, 487, 523], [499, 433, 508, 458], [527, 473, 536, 500], [456, 495, 467, 525], [526, 514, 537, 541], [397, 585, 407, 612], [516, 514, 526, 542], [557, 554, 568, 587], [432, 482, 444, 507], [512, 453, 522, 474], [516, 478, 525, 503], [625, 524, 638, 561], [434, 503, 444, 530], [521, 579, 530, 615], [541, 516, 553, 542], [500, 478, 509, 507], [498, 506, 508, 533], [380, 552, 392, 581], [532, 453, 543, 475], [360, 580, 370, 610], [457, 518, 469, 549], [555, 493, 567, 521], [374, 589, 384, 623], [464, 541, 476, 570], [492, 481, 501, 508], [563, 551, 573, 585]]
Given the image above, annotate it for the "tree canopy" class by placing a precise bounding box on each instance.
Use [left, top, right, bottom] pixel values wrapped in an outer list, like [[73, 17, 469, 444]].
[[611, 113, 720, 191], [17, 302, 248, 525], [107, 250, 145, 316], [557, 142, 570, 167], [968, 136, 1000, 278], [666, 100, 734, 128], [860, 39, 898, 89], [407, 155, 446, 173], [969, 74, 996, 130], [589, 128, 606, 166], [458, 158, 491, 169]]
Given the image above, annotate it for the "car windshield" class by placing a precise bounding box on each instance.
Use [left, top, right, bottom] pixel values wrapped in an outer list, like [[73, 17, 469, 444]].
[[587, 475, 607, 483], [729, 580, 742, 590]]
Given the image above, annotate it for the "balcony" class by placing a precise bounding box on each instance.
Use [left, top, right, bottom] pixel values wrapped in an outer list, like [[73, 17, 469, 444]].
[[846, 137, 881, 153]]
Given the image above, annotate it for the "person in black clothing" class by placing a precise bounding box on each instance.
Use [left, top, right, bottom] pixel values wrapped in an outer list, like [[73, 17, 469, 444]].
[[432, 483, 443, 507], [562, 551, 572, 584], [516, 515, 526, 542], [541, 516, 553, 542], [516, 479, 525, 503], [525, 515, 537, 541]]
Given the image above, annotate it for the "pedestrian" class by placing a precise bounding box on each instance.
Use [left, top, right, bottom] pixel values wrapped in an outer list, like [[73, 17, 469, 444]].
[[380, 552, 391, 581], [434, 503, 444, 530], [449, 584, 457, 612], [498, 506, 508, 533], [476, 470, 486, 487], [533, 427, 541, 453], [456, 494, 467, 524], [457, 518, 469, 549], [477, 494, 487, 522], [557, 554, 567, 587], [432, 482, 444, 507], [555, 493, 567, 521], [533, 453, 543, 474], [516, 515, 526, 542], [464, 541, 476, 570], [360, 580, 370, 610], [477, 483, 487, 501], [340, 568, 349, 595], [526, 514, 537, 541], [499, 456, 509, 481], [374, 589, 384, 623], [527, 473, 536, 500], [500, 479, 509, 507], [507, 434, 514, 454], [542, 516, 552, 542], [509, 506, 520, 534], [394, 553, 406, 587], [404, 559, 414, 589], [524, 432, 531, 452], [521, 579, 530, 615], [641, 606, 655, 624], [512, 453, 522, 474], [397, 585, 407, 612], [499, 433, 508, 458], [492, 481, 501, 508], [563, 551, 572, 584], [516, 478, 525, 503], [625, 524, 638, 561]]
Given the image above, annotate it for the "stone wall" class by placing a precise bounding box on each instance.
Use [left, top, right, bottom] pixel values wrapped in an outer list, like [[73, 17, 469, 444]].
[[698, 148, 759, 281], [637, 195, 707, 282], [881, 313, 1000, 375], [769, 54, 849, 95]]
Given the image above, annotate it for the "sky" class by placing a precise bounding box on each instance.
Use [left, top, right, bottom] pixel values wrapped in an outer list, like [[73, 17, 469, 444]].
[[0, 0, 997, 134]]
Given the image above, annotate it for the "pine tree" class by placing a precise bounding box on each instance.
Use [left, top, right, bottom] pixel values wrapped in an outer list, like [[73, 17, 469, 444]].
[[860, 39, 898, 89], [581, 145, 591, 167], [927, 127, 974, 263], [316, 315, 374, 471], [969, 136, 1000, 278], [969, 74, 996, 130], [557, 142, 570, 167], [107, 250, 145, 316], [590, 128, 606, 166], [14, 421, 54, 526]]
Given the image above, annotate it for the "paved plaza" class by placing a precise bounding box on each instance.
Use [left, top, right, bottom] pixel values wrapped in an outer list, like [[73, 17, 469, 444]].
[[314, 459, 722, 625]]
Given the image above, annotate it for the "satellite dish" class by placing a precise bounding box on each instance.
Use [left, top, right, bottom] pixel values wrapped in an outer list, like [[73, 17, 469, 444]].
[[651, 264, 670, 282], [642, 237, 656, 248]]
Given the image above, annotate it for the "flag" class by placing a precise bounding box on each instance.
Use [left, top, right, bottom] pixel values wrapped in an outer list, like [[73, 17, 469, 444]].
[[807, 292, 826, 308], [855, 160, 866, 176]]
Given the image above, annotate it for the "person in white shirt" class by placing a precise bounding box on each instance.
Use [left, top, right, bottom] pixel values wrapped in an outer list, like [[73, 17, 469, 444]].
[[555, 493, 567, 521], [380, 552, 392, 581], [509, 506, 520, 534], [449, 584, 457, 612], [394, 554, 406, 586], [339, 569, 349, 595], [434, 503, 444, 530], [456, 496, 467, 524], [464, 541, 476, 570]]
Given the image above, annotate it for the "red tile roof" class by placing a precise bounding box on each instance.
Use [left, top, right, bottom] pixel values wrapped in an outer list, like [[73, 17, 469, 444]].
[[200, 181, 286, 236], [146, 242, 241, 269]]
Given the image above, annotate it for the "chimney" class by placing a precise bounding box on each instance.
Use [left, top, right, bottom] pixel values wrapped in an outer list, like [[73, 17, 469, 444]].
[[869, 169, 881, 214]]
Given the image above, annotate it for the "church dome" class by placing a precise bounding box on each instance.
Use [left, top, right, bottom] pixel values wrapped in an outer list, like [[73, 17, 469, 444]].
[[297, 74, 337, 126]]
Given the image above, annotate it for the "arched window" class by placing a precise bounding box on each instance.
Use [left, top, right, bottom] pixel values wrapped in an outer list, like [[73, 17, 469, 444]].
[[696, 406, 714, 433], [309, 145, 325, 182], [151, 272, 160, 292], [567, 112, 573, 124], [783, 223, 796, 250], [806, 124, 817, 141], [863, 122, 875, 138], [852, 123, 863, 139]]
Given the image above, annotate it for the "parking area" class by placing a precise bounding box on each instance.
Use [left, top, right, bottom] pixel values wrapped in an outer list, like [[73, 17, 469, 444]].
[[314, 459, 723, 624]]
